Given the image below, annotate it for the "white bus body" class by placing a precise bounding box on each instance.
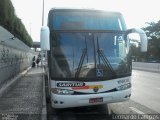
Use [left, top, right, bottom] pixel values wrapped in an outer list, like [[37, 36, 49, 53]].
[[41, 9, 147, 108]]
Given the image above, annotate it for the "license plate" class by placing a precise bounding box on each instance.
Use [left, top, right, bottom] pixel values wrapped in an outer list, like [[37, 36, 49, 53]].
[[89, 97, 103, 103]]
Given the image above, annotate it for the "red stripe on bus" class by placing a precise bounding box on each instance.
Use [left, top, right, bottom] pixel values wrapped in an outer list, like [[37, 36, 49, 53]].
[[72, 86, 90, 90]]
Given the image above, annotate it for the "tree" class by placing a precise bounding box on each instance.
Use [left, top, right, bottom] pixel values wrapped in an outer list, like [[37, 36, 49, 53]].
[[142, 21, 160, 62], [0, 0, 33, 47]]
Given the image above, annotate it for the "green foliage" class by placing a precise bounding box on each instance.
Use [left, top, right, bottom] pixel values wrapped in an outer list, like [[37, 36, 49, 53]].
[[130, 44, 147, 62], [131, 21, 160, 62], [143, 21, 160, 62], [0, 0, 32, 47], [143, 21, 160, 39]]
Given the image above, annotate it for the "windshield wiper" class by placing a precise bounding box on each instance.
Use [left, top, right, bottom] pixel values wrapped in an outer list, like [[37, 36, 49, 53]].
[[75, 48, 87, 78], [97, 38, 116, 76], [75, 35, 89, 78]]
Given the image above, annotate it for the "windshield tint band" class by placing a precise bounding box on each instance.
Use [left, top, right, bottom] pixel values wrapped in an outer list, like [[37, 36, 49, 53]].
[[51, 10, 127, 31], [51, 30, 126, 33]]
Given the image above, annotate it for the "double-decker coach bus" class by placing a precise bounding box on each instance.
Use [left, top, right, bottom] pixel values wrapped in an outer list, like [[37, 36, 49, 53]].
[[40, 9, 148, 108]]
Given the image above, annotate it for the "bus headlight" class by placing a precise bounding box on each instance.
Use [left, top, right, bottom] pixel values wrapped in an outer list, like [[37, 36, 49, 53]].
[[116, 83, 131, 91], [51, 88, 74, 95]]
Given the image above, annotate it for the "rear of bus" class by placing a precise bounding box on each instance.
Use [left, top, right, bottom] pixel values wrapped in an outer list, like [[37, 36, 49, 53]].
[[47, 9, 132, 108]]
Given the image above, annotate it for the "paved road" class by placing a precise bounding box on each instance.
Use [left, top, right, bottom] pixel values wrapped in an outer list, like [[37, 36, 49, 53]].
[[47, 103, 112, 120], [131, 70, 160, 113]]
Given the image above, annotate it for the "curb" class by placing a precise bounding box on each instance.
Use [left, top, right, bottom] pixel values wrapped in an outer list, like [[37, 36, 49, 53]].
[[0, 66, 32, 97], [41, 67, 47, 120]]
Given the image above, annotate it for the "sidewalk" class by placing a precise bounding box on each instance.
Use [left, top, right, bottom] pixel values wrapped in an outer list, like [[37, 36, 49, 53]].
[[0, 67, 46, 120]]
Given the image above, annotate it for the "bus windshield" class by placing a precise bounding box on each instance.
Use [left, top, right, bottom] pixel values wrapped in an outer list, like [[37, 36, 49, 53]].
[[50, 10, 126, 31], [50, 31, 131, 80]]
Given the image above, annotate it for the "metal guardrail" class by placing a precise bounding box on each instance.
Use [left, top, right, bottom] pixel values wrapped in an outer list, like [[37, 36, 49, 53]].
[[132, 62, 160, 72]]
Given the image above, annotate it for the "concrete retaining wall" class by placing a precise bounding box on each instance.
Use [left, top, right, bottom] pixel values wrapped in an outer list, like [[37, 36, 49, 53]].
[[132, 62, 160, 72], [0, 26, 35, 85]]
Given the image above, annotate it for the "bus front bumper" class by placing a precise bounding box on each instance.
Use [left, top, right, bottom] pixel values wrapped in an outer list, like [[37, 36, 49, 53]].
[[50, 88, 131, 108]]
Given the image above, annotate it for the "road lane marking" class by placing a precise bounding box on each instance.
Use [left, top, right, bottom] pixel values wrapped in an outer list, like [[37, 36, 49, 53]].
[[129, 107, 145, 114]]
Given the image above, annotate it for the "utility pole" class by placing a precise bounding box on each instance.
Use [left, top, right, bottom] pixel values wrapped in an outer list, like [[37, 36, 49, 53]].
[[41, 0, 47, 68], [42, 0, 44, 26]]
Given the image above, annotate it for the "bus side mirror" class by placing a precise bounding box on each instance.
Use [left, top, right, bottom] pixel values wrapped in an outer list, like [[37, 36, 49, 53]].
[[126, 28, 148, 52], [40, 26, 50, 51]]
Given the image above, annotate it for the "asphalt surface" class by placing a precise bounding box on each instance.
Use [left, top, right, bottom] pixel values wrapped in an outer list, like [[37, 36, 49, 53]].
[[131, 70, 160, 113], [0, 67, 44, 120], [47, 103, 112, 120]]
